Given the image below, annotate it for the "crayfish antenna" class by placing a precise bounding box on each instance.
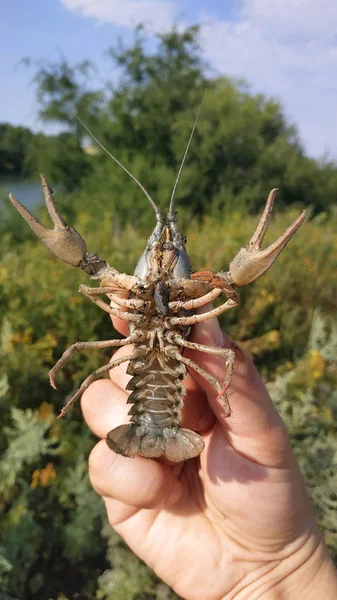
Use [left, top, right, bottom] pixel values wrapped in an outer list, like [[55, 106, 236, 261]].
[[168, 91, 207, 220], [225, 189, 306, 287], [9, 174, 106, 273], [75, 115, 163, 225]]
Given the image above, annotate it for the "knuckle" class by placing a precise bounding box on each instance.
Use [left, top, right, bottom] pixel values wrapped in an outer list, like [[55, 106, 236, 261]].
[[81, 379, 112, 412], [139, 478, 168, 509], [88, 441, 118, 491], [88, 440, 107, 473]]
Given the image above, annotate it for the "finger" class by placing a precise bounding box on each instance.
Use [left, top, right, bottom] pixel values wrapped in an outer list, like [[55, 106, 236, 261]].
[[81, 378, 128, 437], [187, 308, 290, 459], [108, 298, 134, 337], [89, 439, 181, 508], [110, 313, 129, 337], [103, 496, 139, 526]]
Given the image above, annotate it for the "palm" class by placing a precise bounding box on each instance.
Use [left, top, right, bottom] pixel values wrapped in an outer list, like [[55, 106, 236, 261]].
[[102, 423, 307, 599], [83, 318, 313, 600]]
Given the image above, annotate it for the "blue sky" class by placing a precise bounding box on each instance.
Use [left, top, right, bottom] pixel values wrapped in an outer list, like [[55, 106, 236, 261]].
[[1, 0, 337, 159]]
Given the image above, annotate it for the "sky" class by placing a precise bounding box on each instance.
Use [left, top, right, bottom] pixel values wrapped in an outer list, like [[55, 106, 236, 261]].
[[1, 0, 337, 160]]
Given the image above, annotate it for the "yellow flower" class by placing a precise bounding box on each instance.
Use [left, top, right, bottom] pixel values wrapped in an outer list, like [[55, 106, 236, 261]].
[[38, 402, 55, 421], [31, 469, 40, 489], [30, 463, 57, 488], [39, 462, 57, 486], [308, 349, 326, 380]]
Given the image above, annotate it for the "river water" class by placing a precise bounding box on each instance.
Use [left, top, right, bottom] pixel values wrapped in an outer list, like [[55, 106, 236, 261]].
[[0, 177, 43, 211]]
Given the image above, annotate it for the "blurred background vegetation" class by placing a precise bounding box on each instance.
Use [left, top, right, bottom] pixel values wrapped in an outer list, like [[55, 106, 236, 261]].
[[1, 25, 337, 600]]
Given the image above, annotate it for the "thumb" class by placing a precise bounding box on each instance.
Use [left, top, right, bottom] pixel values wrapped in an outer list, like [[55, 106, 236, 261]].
[[187, 312, 292, 467]]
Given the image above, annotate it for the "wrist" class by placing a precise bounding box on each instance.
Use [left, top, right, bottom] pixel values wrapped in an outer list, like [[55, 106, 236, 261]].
[[231, 527, 337, 600], [271, 533, 337, 600]]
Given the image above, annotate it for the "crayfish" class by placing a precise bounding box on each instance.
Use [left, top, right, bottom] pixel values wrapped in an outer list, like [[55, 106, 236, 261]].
[[9, 113, 305, 462]]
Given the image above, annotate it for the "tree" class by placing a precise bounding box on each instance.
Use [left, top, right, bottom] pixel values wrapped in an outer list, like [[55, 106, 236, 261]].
[[23, 25, 337, 219], [0, 124, 34, 177], [25, 132, 92, 192]]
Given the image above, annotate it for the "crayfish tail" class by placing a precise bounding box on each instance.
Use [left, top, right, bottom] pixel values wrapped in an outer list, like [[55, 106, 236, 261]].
[[106, 424, 142, 457], [106, 424, 205, 462], [164, 428, 205, 462]]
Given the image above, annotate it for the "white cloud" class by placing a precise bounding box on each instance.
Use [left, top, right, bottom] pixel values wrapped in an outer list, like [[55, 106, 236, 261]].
[[200, 0, 337, 157], [60, 0, 337, 158], [60, 0, 176, 31], [243, 0, 337, 40]]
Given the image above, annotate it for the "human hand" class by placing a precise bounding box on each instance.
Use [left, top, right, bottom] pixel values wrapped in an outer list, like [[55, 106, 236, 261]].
[[82, 313, 337, 600]]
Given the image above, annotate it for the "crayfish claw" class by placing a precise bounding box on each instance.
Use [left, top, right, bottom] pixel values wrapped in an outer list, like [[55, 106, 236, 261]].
[[248, 188, 278, 248], [227, 189, 306, 287], [9, 174, 88, 268], [40, 173, 67, 229]]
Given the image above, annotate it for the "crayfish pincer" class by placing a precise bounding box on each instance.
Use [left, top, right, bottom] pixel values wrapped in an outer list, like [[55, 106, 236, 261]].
[[9, 117, 305, 462]]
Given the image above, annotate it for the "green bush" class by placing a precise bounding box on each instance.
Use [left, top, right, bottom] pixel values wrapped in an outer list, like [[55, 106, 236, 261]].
[[1, 204, 337, 598]]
